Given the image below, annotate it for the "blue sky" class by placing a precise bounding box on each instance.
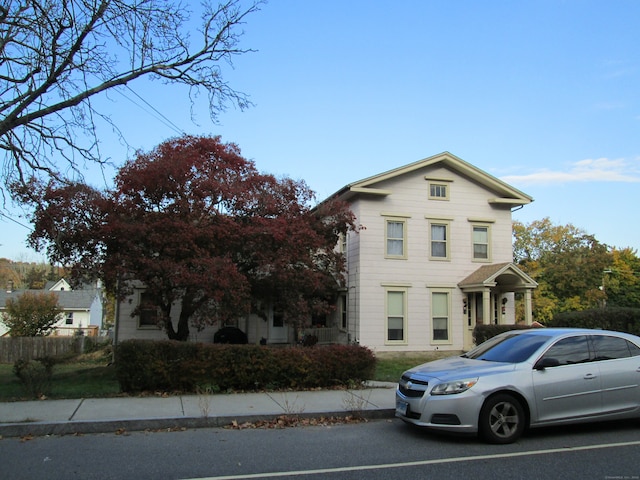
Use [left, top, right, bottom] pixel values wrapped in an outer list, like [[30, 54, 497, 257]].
[[2, 0, 639, 261]]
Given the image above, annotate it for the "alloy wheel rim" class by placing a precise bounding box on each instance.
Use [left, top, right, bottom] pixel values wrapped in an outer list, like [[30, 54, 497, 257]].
[[489, 401, 519, 438]]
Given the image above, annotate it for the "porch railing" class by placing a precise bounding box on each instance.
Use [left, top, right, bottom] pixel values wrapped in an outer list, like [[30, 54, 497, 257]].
[[302, 326, 340, 345]]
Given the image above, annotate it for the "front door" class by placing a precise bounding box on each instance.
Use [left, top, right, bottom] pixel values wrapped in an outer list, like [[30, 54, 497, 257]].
[[268, 310, 288, 344], [463, 293, 484, 350]]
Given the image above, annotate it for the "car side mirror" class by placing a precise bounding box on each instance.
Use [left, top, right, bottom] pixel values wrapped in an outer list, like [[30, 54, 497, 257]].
[[535, 357, 560, 370]]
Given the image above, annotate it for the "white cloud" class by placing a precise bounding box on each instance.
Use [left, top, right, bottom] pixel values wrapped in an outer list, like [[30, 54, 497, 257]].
[[593, 101, 626, 111], [500, 157, 640, 185]]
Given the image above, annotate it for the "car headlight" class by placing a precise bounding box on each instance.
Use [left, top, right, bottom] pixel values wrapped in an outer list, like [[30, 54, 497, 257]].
[[430, 378, 478, 395]]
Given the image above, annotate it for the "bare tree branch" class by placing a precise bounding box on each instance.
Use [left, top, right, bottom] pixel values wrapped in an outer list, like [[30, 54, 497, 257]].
[[0, 0, 261, 198]]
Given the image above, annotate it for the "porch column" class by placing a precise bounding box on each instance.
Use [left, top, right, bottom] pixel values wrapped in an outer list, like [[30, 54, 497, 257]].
[[483, 289, 491, 326], [524, 290, 533, 325]]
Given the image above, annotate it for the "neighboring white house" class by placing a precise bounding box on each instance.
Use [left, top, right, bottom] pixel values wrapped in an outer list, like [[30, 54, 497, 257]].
[[116, 152, 537, 351], [0, 279, 103, 337]]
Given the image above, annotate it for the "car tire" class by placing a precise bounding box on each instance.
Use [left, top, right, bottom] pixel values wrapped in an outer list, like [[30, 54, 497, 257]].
[[479, 394, 525, 444]]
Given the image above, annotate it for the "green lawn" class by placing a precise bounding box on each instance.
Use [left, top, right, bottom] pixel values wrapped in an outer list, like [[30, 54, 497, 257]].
[[0, 362, 121, 401], [0, 349, 459, 401], [373, 351, 458, 382]]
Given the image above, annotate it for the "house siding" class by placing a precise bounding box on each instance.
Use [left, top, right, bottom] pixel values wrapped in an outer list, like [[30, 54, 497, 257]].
[[116, 290, 219, 343], [115, 286, 277, 344], [51, 309, 92, 336]]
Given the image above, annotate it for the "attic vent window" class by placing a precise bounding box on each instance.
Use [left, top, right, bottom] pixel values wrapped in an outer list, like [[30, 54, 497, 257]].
[[429, 183, 448, 200], [425, 176, 453, 201]]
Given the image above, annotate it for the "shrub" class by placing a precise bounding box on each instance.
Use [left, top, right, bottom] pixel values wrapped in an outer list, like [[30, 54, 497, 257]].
[[472, 308, 640, 346], [473, 324, 533, 345], [1, 292, 63, 336], [114, 340, 377, 393], [547, 307, 640, 335], [13, 357, 56, 398]]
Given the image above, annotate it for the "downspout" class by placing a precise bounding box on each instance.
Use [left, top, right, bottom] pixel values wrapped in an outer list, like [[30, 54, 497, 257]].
[[112, 276, 120, 364]]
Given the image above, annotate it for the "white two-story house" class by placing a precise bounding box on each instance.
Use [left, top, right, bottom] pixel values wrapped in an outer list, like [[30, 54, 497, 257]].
[[329, 152, 537, 352], [116, 152, 537, 351]]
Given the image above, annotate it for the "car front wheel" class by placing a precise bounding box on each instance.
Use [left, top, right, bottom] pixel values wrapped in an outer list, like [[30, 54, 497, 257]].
[[479, 394, 525, 444]]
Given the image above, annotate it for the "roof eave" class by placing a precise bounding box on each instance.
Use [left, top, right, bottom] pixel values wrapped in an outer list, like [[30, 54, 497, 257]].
[[488, 197, 533, 207]]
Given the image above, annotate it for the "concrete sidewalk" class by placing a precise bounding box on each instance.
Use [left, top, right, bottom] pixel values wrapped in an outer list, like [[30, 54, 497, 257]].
[[0, 382, 397, 438]]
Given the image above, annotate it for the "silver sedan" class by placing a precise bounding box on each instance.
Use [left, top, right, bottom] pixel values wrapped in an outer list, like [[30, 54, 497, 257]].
[[395, 328, 640, 443]]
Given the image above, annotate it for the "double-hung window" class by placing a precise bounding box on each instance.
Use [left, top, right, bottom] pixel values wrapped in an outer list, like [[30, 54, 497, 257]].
[[473, 225, 489, 260], [431, 290, 451, 342], [469, 219, 493, 261], [138, 292, 159, 328], [429, 222, 449, 260], [385, 288, 407, 343], [385, 217, 408, 259]]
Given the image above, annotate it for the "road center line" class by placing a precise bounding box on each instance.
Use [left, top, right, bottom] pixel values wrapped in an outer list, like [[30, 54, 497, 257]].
[[185, 440, 640, 480]]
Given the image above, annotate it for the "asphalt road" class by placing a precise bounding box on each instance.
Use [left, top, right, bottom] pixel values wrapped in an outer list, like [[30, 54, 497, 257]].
[[1, 418, 639, 480]]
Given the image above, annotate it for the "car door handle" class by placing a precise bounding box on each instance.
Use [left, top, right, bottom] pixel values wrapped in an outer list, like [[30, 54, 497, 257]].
[[584, 373, 597, 380]]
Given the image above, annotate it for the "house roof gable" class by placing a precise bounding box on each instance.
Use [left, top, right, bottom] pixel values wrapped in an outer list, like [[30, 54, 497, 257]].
[[332, 152, 533, 207], [47, 279, 72, 291]]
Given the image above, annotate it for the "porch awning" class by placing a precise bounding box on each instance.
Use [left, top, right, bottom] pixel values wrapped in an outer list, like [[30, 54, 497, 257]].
[[458, 262, 537, 292]]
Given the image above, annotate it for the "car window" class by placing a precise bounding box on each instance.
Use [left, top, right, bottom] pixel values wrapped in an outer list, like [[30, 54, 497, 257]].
[[628, 340, 640, 357], [466, 333, 551, 363], [539, 335, 590, 366], [591, 335, 631, 360]]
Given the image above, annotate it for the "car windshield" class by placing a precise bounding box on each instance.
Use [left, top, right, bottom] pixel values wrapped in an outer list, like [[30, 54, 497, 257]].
[[464, 332, 553, 363]]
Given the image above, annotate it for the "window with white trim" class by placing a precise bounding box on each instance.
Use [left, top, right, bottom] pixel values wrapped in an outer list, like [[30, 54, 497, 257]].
[[472, 225, 490, 260], [431, 291, 450, 342], [339, 233, 347, 254], [138, 292, 159, 328], [65, 312, 73, 325], [273, 309, 284, 328], [386, 289, 407, 343], [430, 222, 449, 259], [385, 219, 406, 258]]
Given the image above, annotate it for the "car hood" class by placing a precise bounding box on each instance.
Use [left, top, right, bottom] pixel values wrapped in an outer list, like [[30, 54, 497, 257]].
[[404, 356, 516, 382]]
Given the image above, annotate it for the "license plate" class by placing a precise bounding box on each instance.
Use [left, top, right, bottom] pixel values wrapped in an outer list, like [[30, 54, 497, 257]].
[[396, 400, 408, 416]]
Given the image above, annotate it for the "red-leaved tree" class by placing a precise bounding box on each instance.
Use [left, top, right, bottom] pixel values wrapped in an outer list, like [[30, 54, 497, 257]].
[[18, 135, 358, 340]]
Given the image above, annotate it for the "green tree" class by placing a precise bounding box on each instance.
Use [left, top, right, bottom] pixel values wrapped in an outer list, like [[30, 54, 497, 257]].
[[0, 258, 22, 290], [24, 265, 47, 289], [604, 248, 640, 308], [1, 291, 63, 336], [513, 218, 612, 320]]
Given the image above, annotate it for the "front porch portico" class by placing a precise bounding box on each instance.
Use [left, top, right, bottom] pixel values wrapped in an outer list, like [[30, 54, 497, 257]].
[[458, 262, 538, 349]]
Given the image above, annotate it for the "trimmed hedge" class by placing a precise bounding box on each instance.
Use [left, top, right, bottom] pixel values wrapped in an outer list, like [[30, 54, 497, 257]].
[[547, 307, 640, 336], [472, 307, 640, 346], [473, 324, 533, 345], [114, 340, 376, 393]]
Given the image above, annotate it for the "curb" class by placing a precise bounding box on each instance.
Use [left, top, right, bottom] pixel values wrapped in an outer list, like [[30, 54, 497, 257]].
[[0, 409, 396, 438]]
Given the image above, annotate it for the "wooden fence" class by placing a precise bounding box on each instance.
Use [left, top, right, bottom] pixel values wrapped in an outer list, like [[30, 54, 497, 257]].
[[0, 336, 101, 364]]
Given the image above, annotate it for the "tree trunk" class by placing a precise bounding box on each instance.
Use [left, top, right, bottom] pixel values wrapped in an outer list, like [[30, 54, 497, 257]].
[[165, 294, 195, 342]]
